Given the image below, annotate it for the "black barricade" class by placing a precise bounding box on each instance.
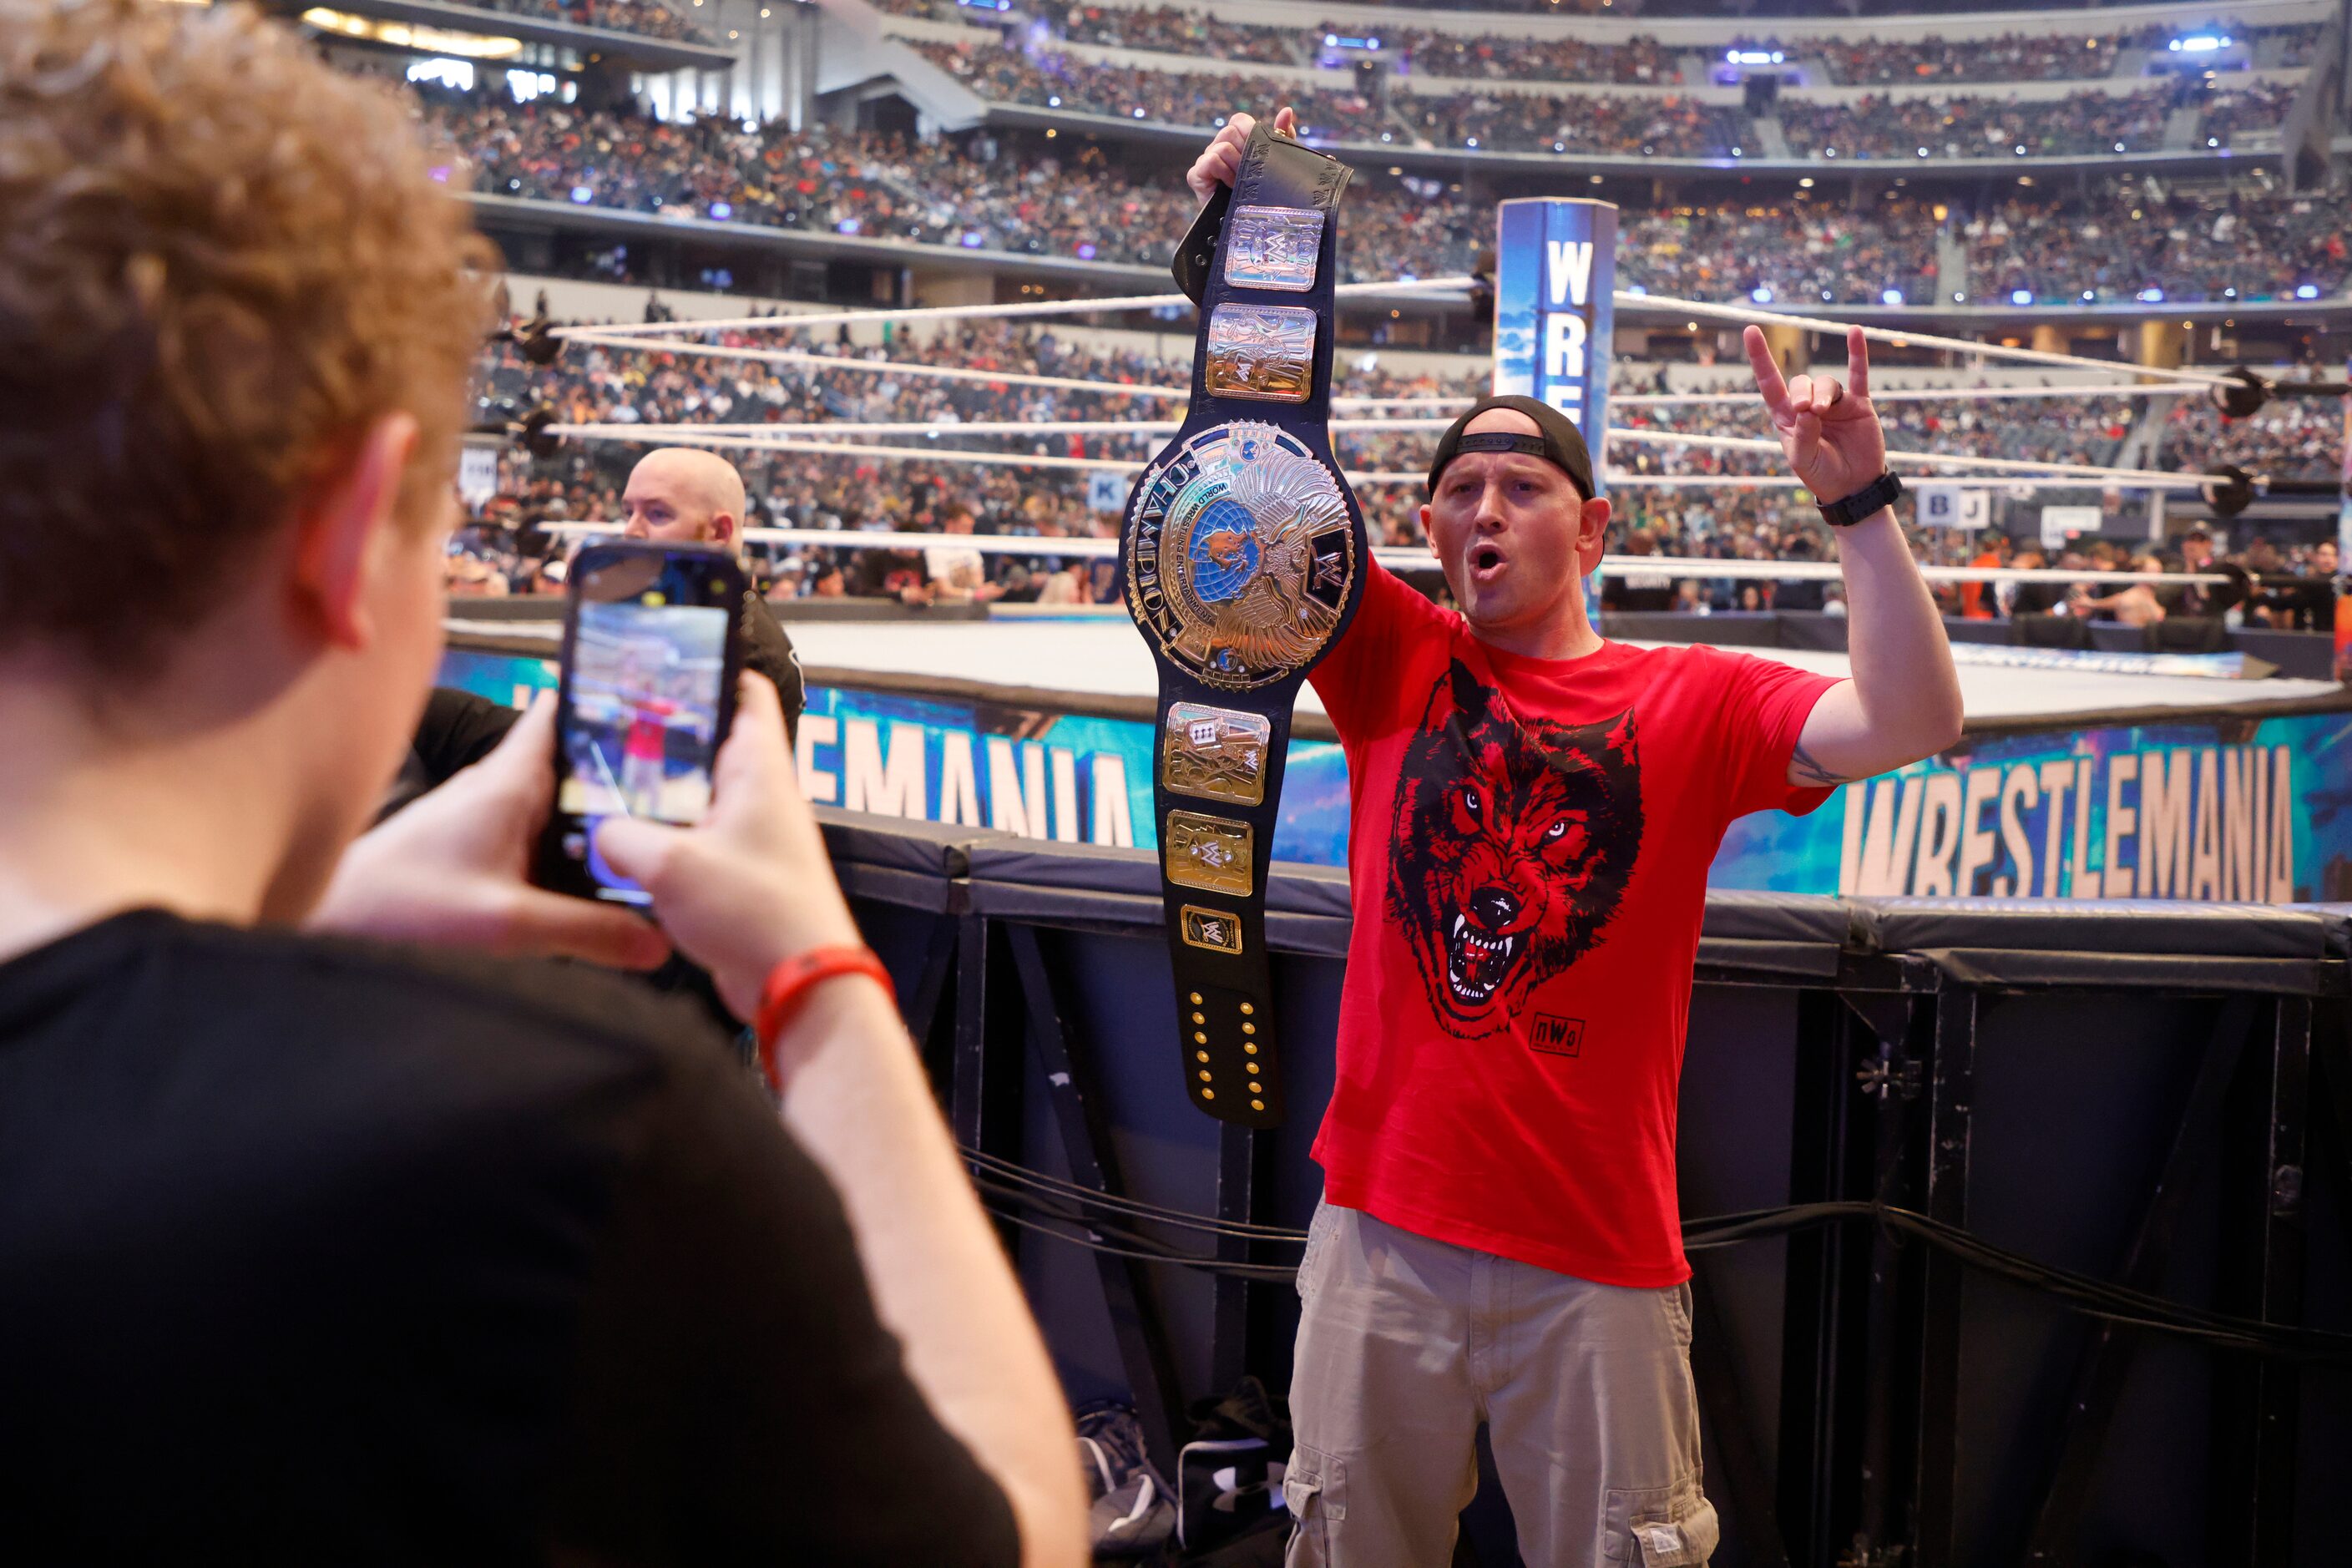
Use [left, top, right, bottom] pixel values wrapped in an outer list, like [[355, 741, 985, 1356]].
[[821, 810, 2352, 1568]]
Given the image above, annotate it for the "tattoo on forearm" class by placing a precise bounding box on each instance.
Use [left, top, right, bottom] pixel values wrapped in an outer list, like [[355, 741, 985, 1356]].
[[1791, 741, 1854, 787]]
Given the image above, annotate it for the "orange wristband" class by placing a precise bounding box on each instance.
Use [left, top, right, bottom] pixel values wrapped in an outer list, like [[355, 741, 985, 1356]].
[[756, 945, 895, 1092]]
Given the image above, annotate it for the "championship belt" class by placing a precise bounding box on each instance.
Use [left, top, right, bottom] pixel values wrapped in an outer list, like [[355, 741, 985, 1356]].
[[1120, 124, 1364, 1129]]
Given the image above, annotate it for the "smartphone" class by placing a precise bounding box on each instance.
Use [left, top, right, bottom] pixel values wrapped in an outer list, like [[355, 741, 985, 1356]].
[[537, 539, 746, 904]]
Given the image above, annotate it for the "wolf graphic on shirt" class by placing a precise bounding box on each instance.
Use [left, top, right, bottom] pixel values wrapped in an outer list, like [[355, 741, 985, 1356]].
[[1387, 660, 1643, 1038]]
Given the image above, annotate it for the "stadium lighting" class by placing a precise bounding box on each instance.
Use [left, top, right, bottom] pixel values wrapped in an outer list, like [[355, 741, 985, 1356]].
[[1731, 146, 1743, 156], [1466, 138, 1479, 148], [1881, 289, 1904, 306], [1626, 284, 1646, 296], [2011, 289, 2033, 305], [2207, 138, 2220, 148], [1952, 291, 1966, 302], [2014, 145, 2027, 155], [1725, 49, 1783, 65], [2114, 142, 2126, 152], [2137, 287, 2164, 302], [569, 185, 593, 204], [1078, 242, 1098, 260], [1917, 148, 1930, 158], [2224, 287, 2238, 298], [1132, 108, 1146, 119], [2298, 284, 2322, 299], [1555, 141, 1567, 151], [1047, 95, 1060, 107], [960, 232, 984, 248], [837, 218, 860, 235], [708, 201, 731, 220], [1797, 177, 1814, 188], [1751, 286, 1773, 303], [1324, 32, 1336, 43], [2170, 34, 2228, 52], [2081, 290, 2095, 301]]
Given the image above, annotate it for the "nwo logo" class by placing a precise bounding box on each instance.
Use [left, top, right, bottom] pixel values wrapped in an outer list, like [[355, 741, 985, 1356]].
[[1387, 661, 1642, 1039]]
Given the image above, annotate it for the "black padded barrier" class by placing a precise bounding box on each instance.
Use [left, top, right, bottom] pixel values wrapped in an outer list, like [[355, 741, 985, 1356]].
[[815, 811, 2352, 1568]]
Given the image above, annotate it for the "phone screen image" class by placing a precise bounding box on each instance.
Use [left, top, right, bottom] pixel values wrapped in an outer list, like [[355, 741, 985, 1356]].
[[552, 554, 736, 903]]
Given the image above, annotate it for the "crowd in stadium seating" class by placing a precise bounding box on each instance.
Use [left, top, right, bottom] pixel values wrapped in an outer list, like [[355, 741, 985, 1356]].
[[1621, 200, 1941, 305], [2197, 78, 2301, 145], [1375, 26, 1677, 83], [427, 86, 1205, 266], [2160, 392, 2349, 481], [1058, 4, 1300, 64], [463, 0, 714, 43], [883, 2, 2320, 91], [914, 40, 1388, 137], [903, 36, 2295, 162], [1777, 84, 2178, 159], [457, 316, 1487, 597], [1809, 22, 2319, 85], [422, 78, 2349, 305], [1962, 185, 2351, 304], [1410, 86, 1736, 155]]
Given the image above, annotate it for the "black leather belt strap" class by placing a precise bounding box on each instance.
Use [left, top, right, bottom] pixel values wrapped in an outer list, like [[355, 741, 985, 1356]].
[[1121, 124, 1364, 1128]]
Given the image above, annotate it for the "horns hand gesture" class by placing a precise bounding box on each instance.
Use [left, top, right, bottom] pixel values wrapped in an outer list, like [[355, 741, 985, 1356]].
[[1744, 324, 1888, 507]]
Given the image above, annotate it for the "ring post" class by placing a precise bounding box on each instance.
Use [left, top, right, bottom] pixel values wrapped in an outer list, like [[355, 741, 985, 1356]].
[[2336, 355, 2351, 680], [1492, 199, 1618, 625]]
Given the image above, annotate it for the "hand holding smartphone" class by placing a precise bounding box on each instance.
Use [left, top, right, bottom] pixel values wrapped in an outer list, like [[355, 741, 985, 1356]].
[[537, 540, 746, 904]]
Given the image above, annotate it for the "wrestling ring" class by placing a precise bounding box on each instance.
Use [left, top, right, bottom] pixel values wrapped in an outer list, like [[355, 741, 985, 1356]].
[[458, 276, 2352, 901]]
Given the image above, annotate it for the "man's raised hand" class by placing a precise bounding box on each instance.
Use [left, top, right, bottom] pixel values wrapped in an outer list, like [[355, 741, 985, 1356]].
[[1186, 106, 1297, 205], [1743, 323, 1889, 508]]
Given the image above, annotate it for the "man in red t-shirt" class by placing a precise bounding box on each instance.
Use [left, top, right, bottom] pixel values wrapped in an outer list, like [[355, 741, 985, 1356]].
[[1189, 112, 1966, 1568]]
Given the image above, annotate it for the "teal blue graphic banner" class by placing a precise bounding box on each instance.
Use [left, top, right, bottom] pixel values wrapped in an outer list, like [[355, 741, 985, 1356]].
[[442, 648, 2352, 902]]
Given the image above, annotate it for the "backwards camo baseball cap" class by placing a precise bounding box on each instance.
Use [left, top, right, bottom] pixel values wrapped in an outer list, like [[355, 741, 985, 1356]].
[[1426, 394, 1596, 503]]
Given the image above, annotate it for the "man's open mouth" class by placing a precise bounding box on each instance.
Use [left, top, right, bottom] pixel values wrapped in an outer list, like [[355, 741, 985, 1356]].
[[1444, 913, 1519, 1004], [1471, 544, 1505, 577]]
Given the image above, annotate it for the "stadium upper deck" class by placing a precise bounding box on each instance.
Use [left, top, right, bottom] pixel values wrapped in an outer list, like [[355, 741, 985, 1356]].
[[863, 0, 2339, 174]]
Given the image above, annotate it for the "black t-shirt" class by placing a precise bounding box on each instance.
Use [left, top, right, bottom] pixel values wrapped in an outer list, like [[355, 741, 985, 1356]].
[[0, 912, 1019, 1565]]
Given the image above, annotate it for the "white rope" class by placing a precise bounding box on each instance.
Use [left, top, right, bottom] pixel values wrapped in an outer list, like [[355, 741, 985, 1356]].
[[552, 330, 2213, 431], [529, 524, 2233, 587], [1615, 382, 2208, 407], [559, 418, 2209, 488], [1618, 291, 2239, 388], [1605, 427, 2211, 488], [562, 331, 1192, 400], [556, 276, 1479, 341], [549, 423, 1429, 485]]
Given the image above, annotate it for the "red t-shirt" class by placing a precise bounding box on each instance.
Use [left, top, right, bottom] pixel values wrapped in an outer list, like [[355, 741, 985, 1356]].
[[1305, 564, 1841, 1287]]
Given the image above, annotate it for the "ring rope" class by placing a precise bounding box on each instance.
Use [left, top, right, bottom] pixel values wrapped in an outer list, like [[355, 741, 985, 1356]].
[[561, 331, 1192, 400], [1617, 291, 2240, 389], [527, 524, 2233, 588], [553, 276, 1479, 342], [1615, 382, 2209, 407], [559, 328, 2225, 414], [554, 419, 2213, 488], [551, 274, 2238, 393]]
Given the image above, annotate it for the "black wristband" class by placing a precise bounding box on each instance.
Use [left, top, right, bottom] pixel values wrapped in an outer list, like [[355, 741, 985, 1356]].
[[1818, 471, 1903, 528]]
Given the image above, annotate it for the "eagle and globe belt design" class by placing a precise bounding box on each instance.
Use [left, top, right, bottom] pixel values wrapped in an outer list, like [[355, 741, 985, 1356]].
[[1121, 125, 1364, 1128]]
